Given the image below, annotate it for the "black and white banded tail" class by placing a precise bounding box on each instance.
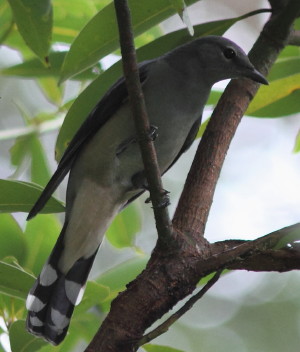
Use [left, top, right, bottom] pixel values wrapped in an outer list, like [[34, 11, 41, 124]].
[[26, 226, 98, 345]]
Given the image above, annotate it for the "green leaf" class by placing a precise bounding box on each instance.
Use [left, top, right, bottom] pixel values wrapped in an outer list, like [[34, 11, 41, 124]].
[[293, 129, 300, 153], [134, 25, 164, 48], [171, 0, 194, 35], [10, 134, 51, 187], [207, 90, 223, 106], [9, 104, 52, 186], [68, 312, 100, 345], [29, 136, 51, 187], [106, 204, 141, 248], [247, 55, 300, 118], [10, 136, 29, 168], [0, 0, 14, 44], [2, 0, 109, 56], [96, 256, 148, 309], [0, 293, 26, 323], [59, 0, 202, 82], [0, 51, 101, 80], [268, 56, 300, 81], [196, 118, 209, 139], [248, 89, 300, 118], [55, 13, 252, 160], [0, 261, 35, 299], [51, 0, 111, 45], [143, 344, 185, 352], [247, 73, 300, 116], [0, 179, 65, 214], [24, 215, 60, 276], [37, 77, 64, 106], [0, 214, 27, 264], [9, 320, 48, 352], [275, 42, 300, 59], [73, 281, 110, 314], [7, 0, 53, 61]]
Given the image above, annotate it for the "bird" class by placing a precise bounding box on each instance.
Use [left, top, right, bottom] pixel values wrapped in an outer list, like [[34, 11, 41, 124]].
[[25, 35, 268, 345]]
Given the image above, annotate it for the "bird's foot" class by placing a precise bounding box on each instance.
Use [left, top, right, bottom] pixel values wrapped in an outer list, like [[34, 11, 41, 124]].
[[155, 191, 171, 208], [147, 125, 158, 141], [145, 188, 170, 208], [118, 126, 158, 157]]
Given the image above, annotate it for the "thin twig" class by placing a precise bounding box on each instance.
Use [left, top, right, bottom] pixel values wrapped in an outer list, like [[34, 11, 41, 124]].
[[113, 0, 173, 242], [0, 116, 64, 141], [138, 270, 223, 346]]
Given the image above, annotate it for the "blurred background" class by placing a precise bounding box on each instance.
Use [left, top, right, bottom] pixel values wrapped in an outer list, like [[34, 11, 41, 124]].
[[1, 0, 300, 351]]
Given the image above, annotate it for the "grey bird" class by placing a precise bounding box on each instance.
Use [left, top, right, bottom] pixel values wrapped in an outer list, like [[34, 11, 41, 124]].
[[26, 35, 268, 345]]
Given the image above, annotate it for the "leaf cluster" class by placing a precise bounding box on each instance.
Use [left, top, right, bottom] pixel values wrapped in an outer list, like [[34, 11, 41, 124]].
[[0, 1, 299, 351]]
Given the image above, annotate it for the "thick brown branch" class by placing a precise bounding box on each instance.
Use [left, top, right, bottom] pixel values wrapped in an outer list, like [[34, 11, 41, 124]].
[[209, 223, 300, 272], [228, 247, 300, 272], [138, 270, 223, 346]]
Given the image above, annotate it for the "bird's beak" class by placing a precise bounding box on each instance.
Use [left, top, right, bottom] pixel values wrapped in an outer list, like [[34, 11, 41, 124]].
[[246, 68, 269, 85]]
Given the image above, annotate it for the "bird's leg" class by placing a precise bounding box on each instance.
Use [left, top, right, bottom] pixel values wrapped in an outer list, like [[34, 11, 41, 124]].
[[131, 171, 170, 208], [116, 125, 158, 157], [136, 124, 158, 142], [147, 125, 158, 141], [145, 188, 170, 208], [144, 125, 169, 207], [131, 123, 169, 208]]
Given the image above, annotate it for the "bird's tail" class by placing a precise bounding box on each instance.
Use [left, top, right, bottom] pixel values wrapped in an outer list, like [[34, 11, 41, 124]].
[[26, 224, 98, 345]]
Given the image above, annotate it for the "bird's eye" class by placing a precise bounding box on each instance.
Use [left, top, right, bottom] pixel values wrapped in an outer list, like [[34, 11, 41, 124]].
[[223, 48, 236, 59]]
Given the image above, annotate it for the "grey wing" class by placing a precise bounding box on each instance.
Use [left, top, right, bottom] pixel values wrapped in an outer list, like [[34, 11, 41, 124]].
[[166, 115, 202, 170], [124, 115, 203, 207], [27, 61, 152, 220]]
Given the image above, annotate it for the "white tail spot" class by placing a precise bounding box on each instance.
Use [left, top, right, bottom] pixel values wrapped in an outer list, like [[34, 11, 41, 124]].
[[26, 294, 46, 312], [65, 280, 86, 306]]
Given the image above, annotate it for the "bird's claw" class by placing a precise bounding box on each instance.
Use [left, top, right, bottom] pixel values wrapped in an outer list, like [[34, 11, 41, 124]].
[[145, 188, 170, 208], [117, 125, 157, 157], [155, 194, 170, 208], [148, 125, 158, 141]]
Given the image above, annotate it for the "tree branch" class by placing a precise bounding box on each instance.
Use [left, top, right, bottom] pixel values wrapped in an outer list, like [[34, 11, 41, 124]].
[[209, 223, 300, 272], [138, 270, 223, 346], [139, 222, 300, 346]]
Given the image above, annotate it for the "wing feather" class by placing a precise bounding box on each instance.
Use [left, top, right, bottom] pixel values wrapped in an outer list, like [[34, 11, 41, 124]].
[[27, 61, 152, 219]]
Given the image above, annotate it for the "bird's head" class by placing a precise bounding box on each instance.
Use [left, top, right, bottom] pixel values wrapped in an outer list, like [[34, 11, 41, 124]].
[[192, 36, 268, 86]]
